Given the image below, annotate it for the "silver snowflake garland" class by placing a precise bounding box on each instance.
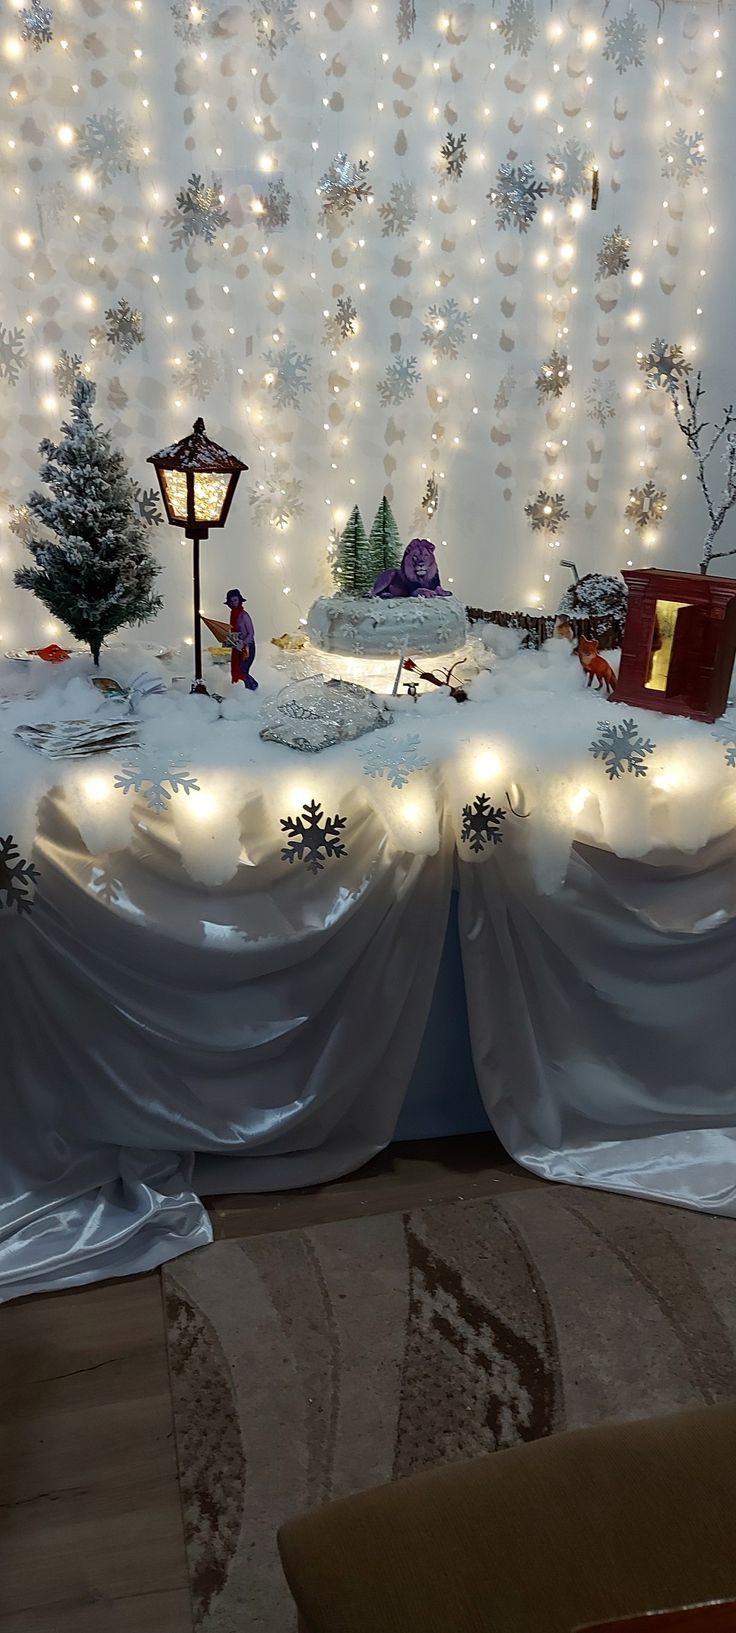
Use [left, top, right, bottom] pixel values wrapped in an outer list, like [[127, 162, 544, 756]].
[[263, 344, 311, 410], [19, 0, 53, 48], [589, 718, 655, 780], [547, 138, 593, 204], [173, 344, 221, 400], [132, 483, 164, 526], [637, 338, 692, 398], [250, 475, 304, 530], [603, 5, 647, 73], [252, 0, 299, 55], [361, 733, 428, 789], [324, 295, 357, 348], [586, 381, 618, 427], [659, 130, 706, 189], [171, 1, 207, 42], [377, 355, 421, 407], [378, 180, 417, 237], [280, 799, 347, 873], [422, 298, 470, 359], [625, 480, 668, 531], [54, 349, 82, 396], [104, 298, 144, 358], [497, 0, 537, 56], [596, 226, 631, 281], [72, 110, 135, 186], [0, 324, 26, 386], [0, 835, 39, 914], [317, 154, 371, 220], [525, 490, 569, 533], [113, 757, 200, 814], [461, 795, 506, 854], [396, 0, 416, 40], [536, 349, 571, 404], [489, 161, 548, 233], [439, 132, 467, 182], [422, 473, 440, 517], [166, 174, 229, 248], [256, 177, 291, 233]]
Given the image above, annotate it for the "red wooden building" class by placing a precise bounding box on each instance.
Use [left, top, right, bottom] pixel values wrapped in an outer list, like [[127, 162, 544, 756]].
[[613, 567, 736, 723]]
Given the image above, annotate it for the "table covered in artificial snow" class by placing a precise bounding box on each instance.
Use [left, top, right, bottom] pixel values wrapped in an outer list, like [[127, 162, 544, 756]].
[[2, 635, 736, 1301]]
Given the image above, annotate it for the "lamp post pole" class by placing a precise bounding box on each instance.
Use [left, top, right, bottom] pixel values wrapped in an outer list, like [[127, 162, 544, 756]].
[[189, 530, 206, 692]]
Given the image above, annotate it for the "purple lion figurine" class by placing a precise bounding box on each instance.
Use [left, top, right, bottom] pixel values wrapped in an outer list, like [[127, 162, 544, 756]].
[[370, 538, 451, 599]]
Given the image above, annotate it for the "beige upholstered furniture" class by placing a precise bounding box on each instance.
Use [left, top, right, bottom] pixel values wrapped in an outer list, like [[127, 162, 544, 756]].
[[278, 1405, 736, 1633]]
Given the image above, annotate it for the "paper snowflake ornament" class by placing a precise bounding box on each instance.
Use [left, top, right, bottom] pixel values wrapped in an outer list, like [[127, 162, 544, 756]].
[[173, 344, 221, 400], [589, 718, 655, 780], [461, 795, 506, 854], [603, 5, 647, 73], [19, 0, 53, 48], [659, 130, 706, 189], [0, 835, 39, 914], [377, 355, 421, 407], [317, 154, 371, 220], [712, 720, 736, 768], [54, 349, 82, 396], [489, 161, 548, 233], [0, 324, 26, 386], [280, 799, 347, 873], [361, 734, 428, 789], [547, 138, 593, 204], [422, 298, 470, 359], [166, 173, 229, 248], [252, 0, 299, 55], [498, 0, 538, 56], [256, 177, 291, 233], [637, 338, 692, 397], [396, 0, 416, 40], [625, 480, 668, 531], [535, 349, 572, 404], [378, 180, 417, 237], [132, 483, 164, 526], [586, 381, 618, 427], [596, 226, 631, 281], [72, 109, 135, 186], [324, 296, 357, 349], [114, 757, 200, 814], [525, 490, 569, 534], [439, 132, 468, 182], [171, 1, 207, 42], [250, 474, 304, 530], [422, 473, 440, 517], [262, 344, 311, 410], [104, 298, 144, 358]]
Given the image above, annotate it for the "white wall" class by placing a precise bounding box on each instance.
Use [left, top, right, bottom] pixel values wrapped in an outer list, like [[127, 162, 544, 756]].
[[0, 0, 734, 653]]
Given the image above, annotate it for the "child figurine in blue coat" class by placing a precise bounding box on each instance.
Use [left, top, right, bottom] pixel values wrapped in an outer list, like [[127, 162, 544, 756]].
[[225, 588, 258, 690]]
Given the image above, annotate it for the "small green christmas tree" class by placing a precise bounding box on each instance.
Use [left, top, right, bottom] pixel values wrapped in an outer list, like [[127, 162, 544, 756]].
[[368, 496, 402, 580], [14, 374, 162, 666], [332, 504, 373, 597]]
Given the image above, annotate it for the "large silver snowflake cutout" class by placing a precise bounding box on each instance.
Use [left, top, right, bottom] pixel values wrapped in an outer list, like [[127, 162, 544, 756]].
[[0, 834, 39, 914], [361, 733, 428, 789], [19, 0, 53, 48], [625, 480, 667, 531], [280, 799, 347, 874], [378, 180, 417, 237], [659, 129, 706, 189], [317, 154, 371, 220], [603, 5, 647, 73], [256, 177, 291, 233], [637, 338, 692, 397], [249, 474, 304, 530], [596, 226, 631, 281], [497, 0, 537, 56], [536, 349, 571, 403], [166, 174, 229, 249], [589, 718, 655, 780], [586, 380, 618, 427], [72, 110, 135, 186], [489, 161, 548, 233], [547, 138, 593, 204], [525, 490, 569, 533], [422, 298, 470, 359], [114, 757, 200, 814], [0, 324, 26, 386], [173, 344, 221, 400], [252, 0, 299, 55], [461, 795, 506, 854], [104, 298, 144, 358], [377, 355, 421, 406], [262, 344, 311, 410]]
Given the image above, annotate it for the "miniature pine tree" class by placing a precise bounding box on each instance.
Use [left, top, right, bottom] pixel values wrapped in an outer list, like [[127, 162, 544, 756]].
[[14, 374, 162, 666], [332, 504, 372, 596], [368, 496, 402, 580]]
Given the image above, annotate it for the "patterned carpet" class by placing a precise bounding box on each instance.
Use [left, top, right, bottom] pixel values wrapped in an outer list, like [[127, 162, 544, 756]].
[[164, 1187, 736, 1632]]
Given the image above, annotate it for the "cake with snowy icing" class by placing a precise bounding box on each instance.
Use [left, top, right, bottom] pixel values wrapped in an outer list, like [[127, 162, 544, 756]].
[[307, 537, 467, 658]]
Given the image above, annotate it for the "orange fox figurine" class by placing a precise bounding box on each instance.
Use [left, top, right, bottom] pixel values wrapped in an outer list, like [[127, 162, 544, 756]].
[[575, 634, 617, 695]]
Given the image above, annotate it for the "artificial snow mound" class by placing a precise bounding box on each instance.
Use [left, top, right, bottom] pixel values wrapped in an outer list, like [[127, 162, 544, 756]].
[[306, 592, 467, 658]]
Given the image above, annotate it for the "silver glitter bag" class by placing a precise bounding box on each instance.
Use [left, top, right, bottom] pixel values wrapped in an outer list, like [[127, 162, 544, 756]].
[[259, 675, 390, 752]]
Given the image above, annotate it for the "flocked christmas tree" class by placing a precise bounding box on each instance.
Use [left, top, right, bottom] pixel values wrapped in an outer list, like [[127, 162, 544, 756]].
[[368, 496, 402, 580], [332, 504, 373, 597], [14, 373, 162, 665]]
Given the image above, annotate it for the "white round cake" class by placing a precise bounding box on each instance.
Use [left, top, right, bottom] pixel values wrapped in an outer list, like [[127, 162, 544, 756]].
[[306, 593, 467, 658]]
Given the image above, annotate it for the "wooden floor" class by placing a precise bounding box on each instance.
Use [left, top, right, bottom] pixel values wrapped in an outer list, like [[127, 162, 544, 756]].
[[0, 1136, 535, 1632]]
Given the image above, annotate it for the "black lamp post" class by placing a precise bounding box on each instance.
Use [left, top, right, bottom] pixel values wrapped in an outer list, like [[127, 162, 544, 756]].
[[148, 418, 248, 693]]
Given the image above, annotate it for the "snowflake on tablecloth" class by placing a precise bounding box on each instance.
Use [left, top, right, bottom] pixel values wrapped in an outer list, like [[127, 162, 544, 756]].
[[712, 720, 736, 767], [377, 355, 421, 407], [396, 0, 415, 39], [323, 296, 357, 348], [171, 0, 207, 42], [262, 344, 311, 410], [104, 298, 144, 359], [378, 179, 417, 237], [72, 110, 135, 186], [497, 0, 537, 55], [603, 5, 647, 73], [461, 794, 506, 854], [489, 161, 548, 232], [525, 490, 569, 533], [438, 132, 467, 182], [596, 227, 630, 281], [422, 473, 439, 517], [256, 177, 291, 233], [317, 154, 371, 221], [173, 344, 221, 400], [280, 799, 347, 874], [113, 757, 200, 813], [0, 835, 39, 914], [361, 733, 428, 789], [586, 380, 619, 427], [422, 298, 470, 359], [249, 474, 304, 530], [637, 338, 692, 398], [54, 349, 82, 395], [547, 138, 593, 204], [494, 367, 516, 413], [131, 482, 164, 526], [589, 718, 655, 780], [0, 325, 26, 386], [535, 349, 571, 403], [252, 0, 299, 55], [659, 129, 706, 189], [165, 174, 229, 250], [87, 865, 123, 906], [19, 0, 53, 49], [625, 480, 668, 531]]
